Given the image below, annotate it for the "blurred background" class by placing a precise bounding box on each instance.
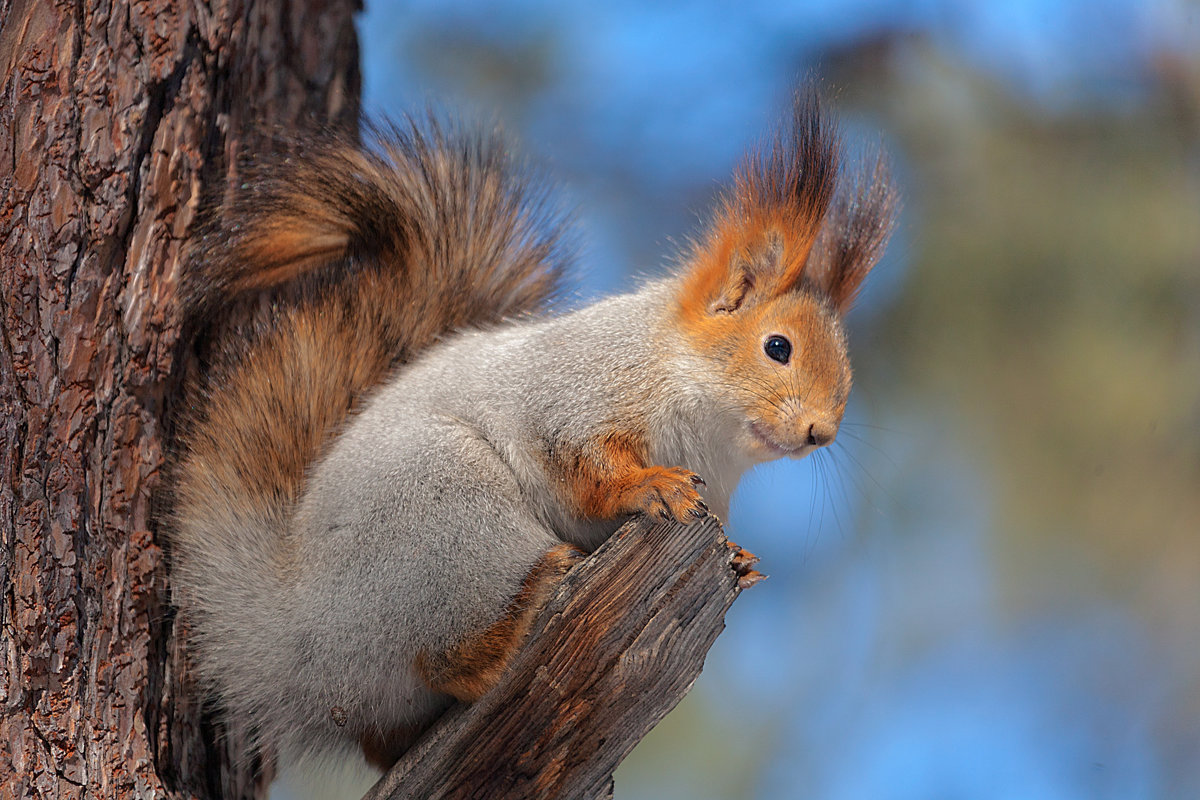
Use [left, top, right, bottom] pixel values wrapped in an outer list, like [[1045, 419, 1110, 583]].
[[273, 1, 1200, 798]]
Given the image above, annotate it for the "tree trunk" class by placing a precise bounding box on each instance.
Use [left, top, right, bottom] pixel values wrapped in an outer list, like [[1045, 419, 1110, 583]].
[[0, 0, 359, 796], [2, 3, 759, 798]]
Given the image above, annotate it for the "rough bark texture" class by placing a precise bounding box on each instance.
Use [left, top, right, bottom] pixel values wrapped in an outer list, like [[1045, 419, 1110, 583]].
[[0, 0, 359, 796], [366, 516, 750, 800], [1, 2, 754, 797]]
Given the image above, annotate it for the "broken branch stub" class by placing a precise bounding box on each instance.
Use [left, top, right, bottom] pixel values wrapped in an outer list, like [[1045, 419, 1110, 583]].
[[364, 514, 757, 800]]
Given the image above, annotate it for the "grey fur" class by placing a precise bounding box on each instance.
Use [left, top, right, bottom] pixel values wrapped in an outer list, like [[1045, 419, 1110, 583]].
[[185, 276, 778, 762], [172, 95, 895, 769]]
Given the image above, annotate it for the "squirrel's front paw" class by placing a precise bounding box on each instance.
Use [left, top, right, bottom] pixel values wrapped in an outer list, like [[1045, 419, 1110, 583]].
[[626, 466, 708, 524]]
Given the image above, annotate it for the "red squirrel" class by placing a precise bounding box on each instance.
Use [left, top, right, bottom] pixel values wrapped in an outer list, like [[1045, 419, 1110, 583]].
[[171, 92, 896, 771]]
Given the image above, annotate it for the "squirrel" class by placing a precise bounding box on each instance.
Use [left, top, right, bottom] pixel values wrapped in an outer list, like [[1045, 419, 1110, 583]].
[[170, 93, 897, 772]]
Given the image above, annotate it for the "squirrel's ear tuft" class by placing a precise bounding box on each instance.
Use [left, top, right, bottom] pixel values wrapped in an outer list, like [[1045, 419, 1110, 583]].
[[702, 229, 786, 314], [807, 149, 899, 313], [681, 91, 839, 316]]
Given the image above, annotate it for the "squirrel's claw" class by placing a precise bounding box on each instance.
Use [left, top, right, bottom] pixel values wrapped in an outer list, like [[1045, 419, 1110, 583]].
[[630, 466, 708, 525], [727, 542, 765, 589], [727, 544, 761, 571], [737, 570, 766, 590]]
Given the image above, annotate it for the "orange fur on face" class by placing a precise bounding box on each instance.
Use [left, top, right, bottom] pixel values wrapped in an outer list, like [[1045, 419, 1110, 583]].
[[664, 93, 894, 460], [677, 281, 851, 458], [672, 214, 853, 460]]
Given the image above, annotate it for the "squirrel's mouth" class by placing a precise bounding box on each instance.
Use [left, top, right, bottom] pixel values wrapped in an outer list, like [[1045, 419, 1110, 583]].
[[748, 422, 806, 458]]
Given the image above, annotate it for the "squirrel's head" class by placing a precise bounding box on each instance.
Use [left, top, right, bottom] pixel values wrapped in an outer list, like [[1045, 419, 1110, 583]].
[[675, 92, 897, 463]]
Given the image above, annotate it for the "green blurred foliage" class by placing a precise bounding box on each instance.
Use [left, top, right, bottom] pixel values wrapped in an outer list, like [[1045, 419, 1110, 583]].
[[861, 42, 1200, 623]]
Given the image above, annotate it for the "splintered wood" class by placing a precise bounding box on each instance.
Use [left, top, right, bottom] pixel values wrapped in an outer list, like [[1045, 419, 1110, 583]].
[[366, 515, 758, 800]]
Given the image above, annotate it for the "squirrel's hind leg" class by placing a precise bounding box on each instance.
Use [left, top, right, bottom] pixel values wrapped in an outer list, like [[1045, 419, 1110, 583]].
[[299, 413, 585, 766], [359, 539, 581, 771], [413, 541, 583, 702]]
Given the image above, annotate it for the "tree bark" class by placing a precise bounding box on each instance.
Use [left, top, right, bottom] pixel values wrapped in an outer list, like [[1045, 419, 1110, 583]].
[[366, 516, 757, 800], [0, 0, 359, 797], [1, 3, 758, 798]]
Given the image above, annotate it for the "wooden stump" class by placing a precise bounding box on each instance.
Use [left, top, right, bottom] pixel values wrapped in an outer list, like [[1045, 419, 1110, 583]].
[[366, 515, 760, 800]]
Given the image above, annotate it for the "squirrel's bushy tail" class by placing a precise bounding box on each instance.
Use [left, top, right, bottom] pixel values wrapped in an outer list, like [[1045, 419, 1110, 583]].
[[170, 119, 569, 755]]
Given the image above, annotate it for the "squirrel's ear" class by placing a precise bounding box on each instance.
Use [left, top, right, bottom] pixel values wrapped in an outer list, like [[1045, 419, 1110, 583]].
[[706, 230, 786, 314], [681, 91, 839, 317], [806, 150, 898, 313]]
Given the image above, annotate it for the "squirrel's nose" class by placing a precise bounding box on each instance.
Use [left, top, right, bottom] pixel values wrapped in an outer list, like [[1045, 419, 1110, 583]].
[[806, 422, 836, 448]]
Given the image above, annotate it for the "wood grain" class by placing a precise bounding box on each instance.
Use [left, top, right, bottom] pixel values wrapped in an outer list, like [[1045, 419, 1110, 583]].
[[365, 515, 754, 800]]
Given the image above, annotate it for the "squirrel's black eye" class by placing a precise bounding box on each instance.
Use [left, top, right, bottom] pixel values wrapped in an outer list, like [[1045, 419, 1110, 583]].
[[764, 335, 792, 364]]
